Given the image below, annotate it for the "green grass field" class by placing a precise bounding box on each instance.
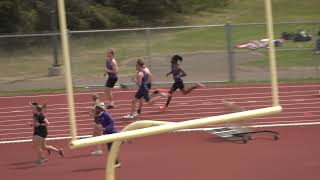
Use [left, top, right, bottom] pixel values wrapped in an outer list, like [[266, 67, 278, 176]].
[[242, 50, 320, 68], [0, 0, 319, 81]]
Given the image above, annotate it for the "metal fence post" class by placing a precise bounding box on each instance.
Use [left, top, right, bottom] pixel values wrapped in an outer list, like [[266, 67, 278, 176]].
[[51, 9, 59, 67], [48, 0, 61, 76], [67, 29, 73, 71], [145, 27, 151, 63], [225, 21, 235, 82], [67, 29, 75, 86]]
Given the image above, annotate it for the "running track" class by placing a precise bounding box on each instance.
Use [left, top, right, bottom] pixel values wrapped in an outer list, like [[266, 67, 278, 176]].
[[1, 83, 320, 180]]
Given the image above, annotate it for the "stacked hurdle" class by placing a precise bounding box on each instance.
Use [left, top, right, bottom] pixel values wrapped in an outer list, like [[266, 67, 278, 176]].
[[205, 101, 279, 144]]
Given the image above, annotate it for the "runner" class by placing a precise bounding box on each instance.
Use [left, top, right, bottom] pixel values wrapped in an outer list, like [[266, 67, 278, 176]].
[[28, 102, 64, 166], [123, 59, 165, 119], [160, 55, 205, 111], [90, 94, 103, 155], [95, 102, 121, 168], [136, 62, 166, 115], [104, 49, 118, 109]]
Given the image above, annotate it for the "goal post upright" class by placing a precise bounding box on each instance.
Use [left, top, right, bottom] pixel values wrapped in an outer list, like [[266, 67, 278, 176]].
[[56, 0, 282, 180], [264, 0, 280, 106], [57, 0, 77, 140]]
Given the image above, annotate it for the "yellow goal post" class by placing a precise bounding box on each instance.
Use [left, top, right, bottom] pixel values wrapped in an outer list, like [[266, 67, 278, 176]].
[[57, 0, 281, 180]]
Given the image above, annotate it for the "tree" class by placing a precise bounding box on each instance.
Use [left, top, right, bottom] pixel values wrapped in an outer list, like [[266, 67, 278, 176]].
[[0, 0, 230, 33]]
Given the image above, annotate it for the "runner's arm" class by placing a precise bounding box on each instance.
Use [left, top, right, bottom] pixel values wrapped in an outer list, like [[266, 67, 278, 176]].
[[40, 119, 50, 126], [166, 71, 173, 77], [178, 67, 187, 78], [136, 72, 143, 86]]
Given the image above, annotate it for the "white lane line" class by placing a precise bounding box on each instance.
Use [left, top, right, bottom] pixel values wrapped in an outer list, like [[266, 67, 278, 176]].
[[0, 90, 318, 112], [0, 84, 319, 99], [3, 118, 320, 135], [1, 101, 320, 124], [2, 120, 320, 144], [1, 100, 320, 124]]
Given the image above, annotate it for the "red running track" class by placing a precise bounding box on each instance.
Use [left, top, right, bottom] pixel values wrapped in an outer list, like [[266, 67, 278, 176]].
[[1, 126, 320, 180], [1, 83, 320, 180], [1, 83, 320, 141]]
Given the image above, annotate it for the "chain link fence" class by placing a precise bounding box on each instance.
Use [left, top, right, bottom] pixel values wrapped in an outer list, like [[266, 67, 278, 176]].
[[0, 21, 319, 91]]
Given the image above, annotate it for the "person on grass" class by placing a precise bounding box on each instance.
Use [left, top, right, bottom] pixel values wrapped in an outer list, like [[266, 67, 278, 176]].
[[90, 94, 104, 155], [104, 49, 119, 109], [95, 102, 121, 168], [28, 102, 64, 166], [160, 55, 205, 111], [123, 59, 165, 119]]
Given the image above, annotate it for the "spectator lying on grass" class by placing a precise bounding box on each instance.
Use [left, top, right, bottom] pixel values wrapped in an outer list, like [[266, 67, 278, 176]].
[[236, 39, 284, 50]]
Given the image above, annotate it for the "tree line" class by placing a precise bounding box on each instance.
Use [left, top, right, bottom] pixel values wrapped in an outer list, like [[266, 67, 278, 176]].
[[0, 0, 229, 33]]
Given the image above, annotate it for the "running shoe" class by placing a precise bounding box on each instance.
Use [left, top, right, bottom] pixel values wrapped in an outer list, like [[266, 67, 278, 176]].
[[91, 150, 103, 155], [196, 83, 206, 89], [35, 159, 45, 166], [35, 161, 44, 166], [115, 162, 121, 168], [58, 149, 64, 158], [159, 105, 167, 112], [123, 114, 134, 119], [40, 158, 48, 162], [123, 113, 139, 119]]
